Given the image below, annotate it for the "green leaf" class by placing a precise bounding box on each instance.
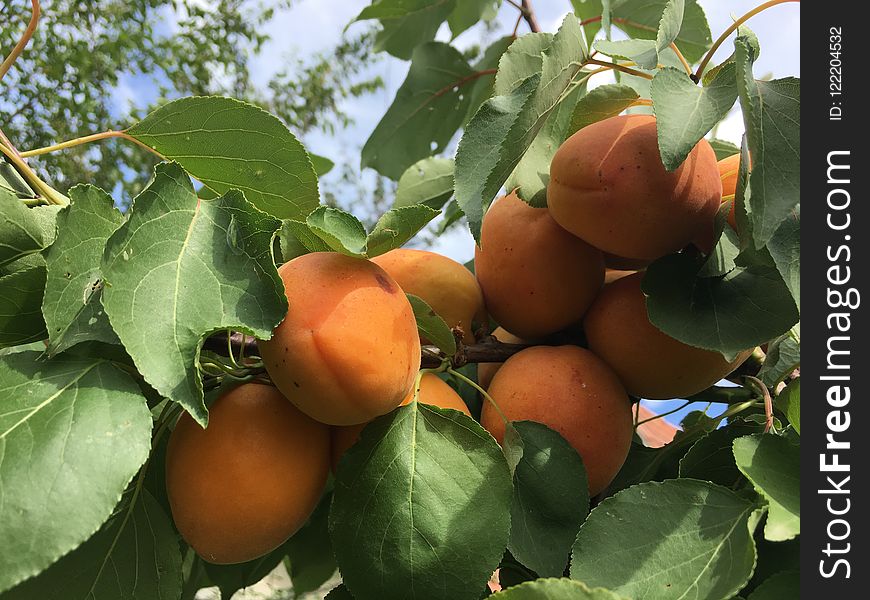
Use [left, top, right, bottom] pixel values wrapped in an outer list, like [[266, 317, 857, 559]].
[[325, 584, 355, 599], [41, 186, 123, 356], [0, 254, 48, 347], [310, 152, 335, 176], [610, 0, 712, 64], [0, 160, 36, 200], [465, 36, 516, 124], [678, 420, 759, 486], [571, 0, 605, 41], [0, 193, 59, 268], [330, 403, 512, 600], [455, 15, 589, 241], [126, 96, 319, 220], [746, 571, 799, 600], [407, 293, 457, 355], [651, 64, 738, 170], [279, 219, 332, 261], [734, 38, 800, 247], [710, 138, 741, 161], [0, 351, 152, 593], [447, 0, 500, 38], [356, 0, 458, 60], [642, 253, 799, 358], [506, 82, 585, 208], [776, 378, 800, 434], [699, 204, 740, 278], [306, 206, 368, 257], [758, 325, 800, 387], [204, 535, 294, 599], [733, 434, 800, 541], [394, 158, 455, 210], [365, 205, 440, 257], [765, 206, 800, 312], [490, 578, 628, 599], [493, 33, 553, 96], [362, 42, 476, 179], [567, 84, 639, 136], [593, 0, 685, 69], [571, 479, 757, 600], [509, 422, 589, 578], [285, 492, 338, 596], [3, 490, 182, 599], [101, 162, 286, 425]]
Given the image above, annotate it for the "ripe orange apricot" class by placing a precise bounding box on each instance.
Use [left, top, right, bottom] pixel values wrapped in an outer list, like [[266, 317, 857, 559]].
[[475, 192, 604, 338], [259, 252, 421, 426], [477, 327, 534, 390], [481, 345, 633, 496], [372, 248, 484, 344], [584, 272, 752, 399], [166, 383, 330, 564], [330, 373, 471, 471], [548, 114, 722, 260], [719, 153, 741, 230]]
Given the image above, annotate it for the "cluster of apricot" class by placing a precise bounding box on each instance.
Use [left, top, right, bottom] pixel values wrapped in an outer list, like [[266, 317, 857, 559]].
[[164, 114, 751, 566]]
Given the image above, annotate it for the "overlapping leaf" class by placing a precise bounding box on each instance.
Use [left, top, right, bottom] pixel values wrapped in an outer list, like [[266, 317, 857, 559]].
[[567, 84, 639, 136], [101, 162, 286, 425], [594, 0, 685, 69], [490, 578, 627, 599], [0, 192, 59, 268], [0, 352, 152, 593], [354, 0, 458, 60], [394, 158, 455, 210], [407, 294, 456, 355], [126, 96, 319, 220]]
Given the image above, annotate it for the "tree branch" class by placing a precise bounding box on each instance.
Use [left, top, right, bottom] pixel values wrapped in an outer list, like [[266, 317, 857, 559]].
[[520, 0, 541, 33]]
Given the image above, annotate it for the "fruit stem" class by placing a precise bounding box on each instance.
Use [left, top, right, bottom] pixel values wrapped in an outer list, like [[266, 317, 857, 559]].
[[634, 400, 694, 428], [0, 141, 69, 206], [0, 0, 40, 82], [447, 366, 510, 427], [694, 0, 800, 81], [19, 129, 133, 157], [744, 376, 775, 433], [587, 59, 653, 80], [670, 42, 693, 77]]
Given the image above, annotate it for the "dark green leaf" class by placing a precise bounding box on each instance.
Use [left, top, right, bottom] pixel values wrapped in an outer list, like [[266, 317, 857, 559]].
[[710, 138, 741, 161], [310, 153, 335, 176], [776, 378, 799, 434], [758, 325, 800, 387], [765, 206, 800, 312], [509, 422, 589, 577], [325, 584, 355, 599], [330, 403, 512, 600], [285, 492, 337, 596], [355, 0, 458, 60], [733, 434, 800, 541], [0, 254, 48, 347], [127, 96, 319, 220], [571, 479, 757, 600], [447, 0, 500, 39], [0, 193, 59, 268], [746, 571, 799, 600], [101, 162, 286, 425], [4, 490, 181, 599], [42, 186, 123, 356], [0, 352, 152, 593], [407, 293, 457, 355], [679, 420, 759, 486]]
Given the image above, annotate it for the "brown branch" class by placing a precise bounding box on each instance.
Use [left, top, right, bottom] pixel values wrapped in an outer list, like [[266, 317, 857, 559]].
[[520, 0, 541, 33]]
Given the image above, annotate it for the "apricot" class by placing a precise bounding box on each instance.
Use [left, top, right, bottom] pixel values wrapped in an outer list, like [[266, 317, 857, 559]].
[[477, 327, 534, 390], [166, 383, 330, 564], [372, 248, 484, 344], [330, 372, 471, 470], [583, 272, 752, 399], [259, 252, 421, 426], [718, 153, 741, 230], [481, 345, 633, 496], [475, 192, 604, 338], [547, 114, 722, 260]]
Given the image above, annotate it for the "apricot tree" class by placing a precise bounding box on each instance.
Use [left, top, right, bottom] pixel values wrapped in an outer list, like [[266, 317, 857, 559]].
[[0, 1, 800, 599]]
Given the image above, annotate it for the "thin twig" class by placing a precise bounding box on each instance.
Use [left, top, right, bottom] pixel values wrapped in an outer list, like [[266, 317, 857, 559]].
[[0, 0, 40, 82], [670, 42, 694, 78], [520, 0, 541, 33], [587, 58, 653, 80], [511, 11, 523, 37]]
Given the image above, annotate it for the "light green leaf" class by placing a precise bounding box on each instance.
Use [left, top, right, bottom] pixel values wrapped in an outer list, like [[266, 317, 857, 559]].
[[309, 153, 335, 176], [127, 96, 319, 220], [394, 157, 455, 210], [509, 422, 589, 578], [493, 33, 553, 96], [362, 42, 475, 179], [0, 192, 60, 268], [571, 0, 606, 42], [734, 38, 800, 247], [0, 160, 36, 199], [447, 0, 500, 38], [776, 378, 799, 434], [567, 83, 639, 136], [365, 205, 439, 257], [610, 0, 712, 64], [652, 64, 738, 170], [0, 351, 152, 593], [3, 490, 181, 599], [455, 15, 589, 240], [279, 219, 332, 261], [642, 253, 799, 359], [758, 325, 800, 387], [710, 138, 741, 160], [355, 0, 458, 60], [464, 36, 516, 125], [407, 293, 456, 355], [330, 403, 511, 600], [101, 162, 287, 425], [593, 0, 685, 69], [490, 578, 627, 599], [41, 186, 123, 356], [306, 206, 368, 257], [571, 479, 757, 600], [0, 254, 48, 347], [733, 434, 800, 541]]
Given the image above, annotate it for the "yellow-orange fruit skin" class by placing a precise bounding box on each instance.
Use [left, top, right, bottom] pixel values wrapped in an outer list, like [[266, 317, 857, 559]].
[[584, 273, 752, 399], [481, 345, 633, 497], [719, 154, 741, 230], [330, 373, 471, 471], [604, 269, 636, 286], [548, 114, 722, 260], [475, 192, 604, 338], [166, 384, 330, 564], [260, 252, 421, 426], [478, 327, 532, 390], [372, 249, 484, 344]]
